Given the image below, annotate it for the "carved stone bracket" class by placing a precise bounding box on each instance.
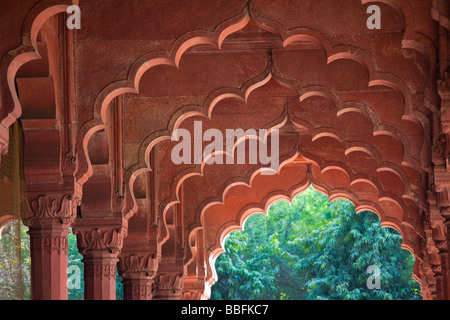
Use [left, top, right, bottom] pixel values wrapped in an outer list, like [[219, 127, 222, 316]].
[[22, 194, 79, 228], [73, 222, 127, 300], [118, 252, 159, 279], [153, 273, 185, 299], [118, 252, 157, 300], [74, 225, 126, 256]]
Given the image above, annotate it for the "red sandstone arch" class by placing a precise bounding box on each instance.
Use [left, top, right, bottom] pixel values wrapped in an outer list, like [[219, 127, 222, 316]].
[[0, 2, 433, 205], [144, 131, 424, 290], [120, 76, 423, 250], [0, 215, 17, 231], [105, 58, 427, 275], [361, 0, 437, 65], [1, 1, 74, 133], [0, 0, 443, 301], [74, 0, 431, 205], [192, 158, 420, 248], [120, 69, 426, 224], [199, 161, 421, 293]]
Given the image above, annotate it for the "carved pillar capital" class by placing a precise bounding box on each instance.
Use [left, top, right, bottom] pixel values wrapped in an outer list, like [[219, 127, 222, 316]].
[[73, 224, 126, 256], [22, 193, 79, 228], [181, 278, 211, 300], [73, 221, 127, 300], [20, 193, 79, 300], [152, 272, 185, 300], [118, 251, 158, 300], [118, 252, 159, 279]]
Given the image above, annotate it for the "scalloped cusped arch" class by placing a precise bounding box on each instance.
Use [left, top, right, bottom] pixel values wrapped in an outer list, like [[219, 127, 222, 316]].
[[1, 0, 446, 301], [200, 161, 422, 293], [76, 0, 431, 202]]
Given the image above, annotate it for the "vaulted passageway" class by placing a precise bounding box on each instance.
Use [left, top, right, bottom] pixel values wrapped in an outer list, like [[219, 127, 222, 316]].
[[0, 0, 449, 300], [209, 186, 421, 300]]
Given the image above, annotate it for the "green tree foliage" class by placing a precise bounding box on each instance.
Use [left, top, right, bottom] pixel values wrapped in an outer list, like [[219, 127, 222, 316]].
[[67, 230, 84, 300], [0, 220, 31, 299], [211, 186, 421, 300]]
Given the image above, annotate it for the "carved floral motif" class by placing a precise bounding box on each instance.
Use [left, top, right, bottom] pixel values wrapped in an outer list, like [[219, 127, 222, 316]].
[[153, 273, 185, 298], [118, 253, 159, 278], [74, 226, 125, 255], [23, 194, 78, 227]]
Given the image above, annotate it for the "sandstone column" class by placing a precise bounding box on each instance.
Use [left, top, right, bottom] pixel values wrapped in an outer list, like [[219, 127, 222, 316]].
[[23, 193, 78, 300], [73, 221, 126, 300]]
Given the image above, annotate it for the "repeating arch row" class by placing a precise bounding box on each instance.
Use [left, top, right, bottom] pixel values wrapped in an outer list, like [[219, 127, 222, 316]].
[[199, 161, 421, 291], [121, 70, 425, 234], [73, 1, 431, 205]]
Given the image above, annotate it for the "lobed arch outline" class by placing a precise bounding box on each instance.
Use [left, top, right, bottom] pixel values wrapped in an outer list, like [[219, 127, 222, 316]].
[[286, 81, 421, 172], [201, 164, 421, 290], [125, 102, 423, 230], [281, 81, 424, 204], [295, 122, 418, 203], [0, 215, 19, 234], [186, 150, 422, 245], [121, 75, 423, 238], [0, 1, 432, 205], [1, 0, 76, 135], [127, 129, 300, 247], [297, 139, 422, 227], [75, 0, 431, 202], [172, 137, 422, 241], [120, 66, 285, 220], [124, 75, 425, 215], [360, 0, 437, 67], [251, 0, 431, 170], [158, 108, 290, 211], [184, 142, 421, 240], [0, 0, 434, 298], [120, 72, 425, 247]]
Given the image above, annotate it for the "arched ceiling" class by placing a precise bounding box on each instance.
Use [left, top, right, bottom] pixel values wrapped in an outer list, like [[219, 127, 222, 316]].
[[0, 0, 444, 300]]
